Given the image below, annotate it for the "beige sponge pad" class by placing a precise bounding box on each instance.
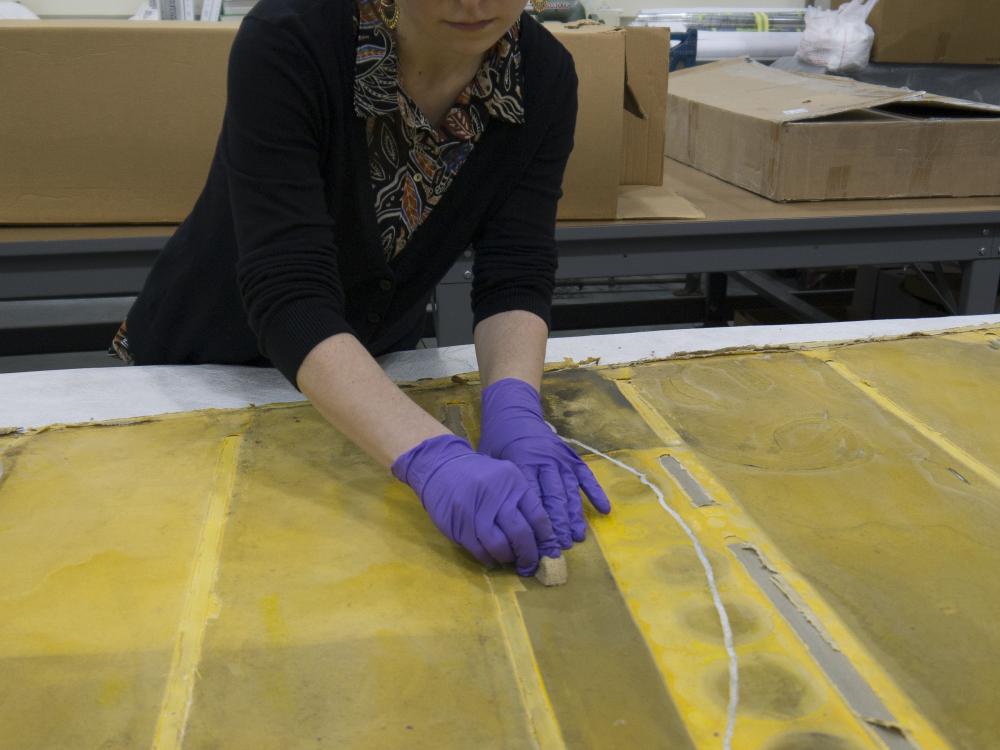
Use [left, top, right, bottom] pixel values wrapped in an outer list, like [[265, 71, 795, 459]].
[[535, 555, 568, 586]]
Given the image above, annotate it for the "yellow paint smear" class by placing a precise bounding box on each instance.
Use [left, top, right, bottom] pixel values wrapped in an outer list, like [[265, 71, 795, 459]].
[[0, 411, 249, 747], [152, 433, 243, 750], [487, 575, 566, 749]]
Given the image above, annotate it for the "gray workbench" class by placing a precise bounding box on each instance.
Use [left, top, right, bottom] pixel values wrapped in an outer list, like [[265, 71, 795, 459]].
[[437, 159, 1000, 343], [2, 158, 998, 359]]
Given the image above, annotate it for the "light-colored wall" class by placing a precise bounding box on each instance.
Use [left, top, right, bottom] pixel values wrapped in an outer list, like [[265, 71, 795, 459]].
[[19, 0, 141, 14], [16, 0, 201, 14], [21, 0, 808, 18]]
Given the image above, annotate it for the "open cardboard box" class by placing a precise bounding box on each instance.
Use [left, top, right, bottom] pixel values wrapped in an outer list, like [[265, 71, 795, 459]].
[[667, 59, 1000, 202], [548, 21, 700, 220], [0, 19, 696, 226]]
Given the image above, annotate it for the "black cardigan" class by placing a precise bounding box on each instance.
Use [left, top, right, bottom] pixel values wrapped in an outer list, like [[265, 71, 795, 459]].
[[126, 0, 578, 386]]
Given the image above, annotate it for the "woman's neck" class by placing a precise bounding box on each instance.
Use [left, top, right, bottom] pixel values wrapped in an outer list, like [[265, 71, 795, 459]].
[[394, 17, 485, 126]]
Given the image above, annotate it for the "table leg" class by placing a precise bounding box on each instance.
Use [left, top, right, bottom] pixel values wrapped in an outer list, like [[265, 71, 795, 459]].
[[434, 282, 474, 346], [958, 259, 1000, 315], [704, 272, 730, 327], [850, 266, 881, 320]]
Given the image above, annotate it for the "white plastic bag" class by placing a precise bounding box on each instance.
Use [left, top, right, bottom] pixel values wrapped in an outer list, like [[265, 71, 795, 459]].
[[797, 0, 880, 74], [0, 2, 39, 19], [130, 0, 160, 20]]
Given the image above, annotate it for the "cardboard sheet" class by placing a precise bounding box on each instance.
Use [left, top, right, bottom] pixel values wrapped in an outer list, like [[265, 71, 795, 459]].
[[0, 20, 234, 225], [614, 182, 704, 221], [3, 327, 999, 749]]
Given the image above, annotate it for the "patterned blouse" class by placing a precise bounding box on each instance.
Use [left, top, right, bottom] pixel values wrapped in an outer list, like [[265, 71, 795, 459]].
[[353, 0, 526, 260]]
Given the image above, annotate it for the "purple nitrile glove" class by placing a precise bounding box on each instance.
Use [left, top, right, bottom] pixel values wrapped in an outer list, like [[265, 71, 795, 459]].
[[479, 378, 612, 550], [391, 434, 557, 577]]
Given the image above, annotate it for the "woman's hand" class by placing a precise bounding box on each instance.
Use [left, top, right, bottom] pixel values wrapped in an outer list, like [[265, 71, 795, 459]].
[[478, 378, 611, 549], [392, 434, 558, 576]]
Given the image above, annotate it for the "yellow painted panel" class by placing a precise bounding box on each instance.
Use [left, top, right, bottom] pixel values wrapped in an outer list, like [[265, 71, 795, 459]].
[[1, 329, 996, 749], [628, 350, 1000, 750]]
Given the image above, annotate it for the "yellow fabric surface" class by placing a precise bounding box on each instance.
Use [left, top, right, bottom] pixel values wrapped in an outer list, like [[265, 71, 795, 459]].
[[829, 329, 1000, 471], [0, 413, 249, 748], [1, 327, 996, 749], [625, 339, 1000, 750]]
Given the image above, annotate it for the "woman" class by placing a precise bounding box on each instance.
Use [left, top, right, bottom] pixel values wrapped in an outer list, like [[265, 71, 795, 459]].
[[114, 0, 610, 576]]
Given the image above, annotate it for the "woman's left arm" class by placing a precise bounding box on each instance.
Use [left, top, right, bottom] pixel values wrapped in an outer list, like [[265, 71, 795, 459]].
[[475, 309, 611, 552], [468, 47, 577, 358], [472, 53, 610, 552], [475, 309, 546, 391]]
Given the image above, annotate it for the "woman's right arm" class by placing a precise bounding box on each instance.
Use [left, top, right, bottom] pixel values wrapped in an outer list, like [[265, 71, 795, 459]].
[[296, 333, 449, 468], [297, 333, 558, 575], [225, 20, 443, 466]]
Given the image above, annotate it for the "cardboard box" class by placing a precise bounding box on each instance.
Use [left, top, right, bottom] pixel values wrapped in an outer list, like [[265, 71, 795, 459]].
[[0, 20, 234, 224], [834, 0, 1000, 65], [667, 59, 1000, 202], [0, 20, 673, 225], [549, 22, 671, 219]]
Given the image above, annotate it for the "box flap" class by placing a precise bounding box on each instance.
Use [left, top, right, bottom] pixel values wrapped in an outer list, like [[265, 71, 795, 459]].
[[670, 58, 914, 123], [622, 27, 670, 121], [621, 26, 669, 186], [891, 94, 1000, 117], [548, 21, 626, 219], [550, 21, 645, 115], [545, 19, 621, 36]]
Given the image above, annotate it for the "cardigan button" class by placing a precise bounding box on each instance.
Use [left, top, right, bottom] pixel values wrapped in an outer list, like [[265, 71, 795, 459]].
[[367, 311, 381, 324], [379, 279, 393, 292]]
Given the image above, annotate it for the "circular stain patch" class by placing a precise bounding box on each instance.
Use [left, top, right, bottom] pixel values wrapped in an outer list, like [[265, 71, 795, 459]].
[[710, 655, 819, 719], [765, 731, 864, 750], [656, 546, 729, 586], [680, 598, 769, 645]]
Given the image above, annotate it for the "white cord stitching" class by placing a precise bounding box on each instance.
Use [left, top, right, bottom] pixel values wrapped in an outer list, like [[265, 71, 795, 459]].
[[561, 435, 739, 750]]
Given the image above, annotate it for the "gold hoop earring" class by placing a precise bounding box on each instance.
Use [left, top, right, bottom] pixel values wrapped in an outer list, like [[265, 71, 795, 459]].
[[531, 0, 546, 12], [378, 0, 399, 29]]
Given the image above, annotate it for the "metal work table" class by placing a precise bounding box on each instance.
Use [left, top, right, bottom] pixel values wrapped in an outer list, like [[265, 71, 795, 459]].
[[437, 159, 1000, 343], [2, 158, 998, 355]]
